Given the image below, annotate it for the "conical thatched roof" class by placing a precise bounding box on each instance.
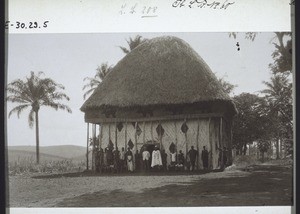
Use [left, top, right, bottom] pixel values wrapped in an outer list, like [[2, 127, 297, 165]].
[[81, 36, 236, 113]]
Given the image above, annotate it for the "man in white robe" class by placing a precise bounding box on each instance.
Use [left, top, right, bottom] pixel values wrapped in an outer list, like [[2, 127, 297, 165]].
[[142, 149, 151, 171], [151, 146, 162, 169]]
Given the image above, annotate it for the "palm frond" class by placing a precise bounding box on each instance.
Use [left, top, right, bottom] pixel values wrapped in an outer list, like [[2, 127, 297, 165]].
[[43, 102, 72, 113], [119, 46, 130, 54], [8, 104, 30, 118], [6, 95, 30, 104], [83, 87, 97, 100], [7, 71, 72, 126]]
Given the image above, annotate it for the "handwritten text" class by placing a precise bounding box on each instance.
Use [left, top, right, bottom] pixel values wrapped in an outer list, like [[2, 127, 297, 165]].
[[119, 3, 158, 18], [172, 0, 235, 9], [5, 21, 49, 30]]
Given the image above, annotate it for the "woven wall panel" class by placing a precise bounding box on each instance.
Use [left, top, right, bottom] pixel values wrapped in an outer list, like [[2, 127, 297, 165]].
[[117, 123, 126, 150], [161, 121, 176, 166], [98, 117, 222, 170], [101, 123, 109, 149]]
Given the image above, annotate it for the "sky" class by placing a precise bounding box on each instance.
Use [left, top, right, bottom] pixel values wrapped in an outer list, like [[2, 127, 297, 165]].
[[7, 32, 279, 147]]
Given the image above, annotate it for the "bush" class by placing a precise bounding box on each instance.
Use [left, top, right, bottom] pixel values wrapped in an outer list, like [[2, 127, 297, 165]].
[[8, 158, 86, 176]]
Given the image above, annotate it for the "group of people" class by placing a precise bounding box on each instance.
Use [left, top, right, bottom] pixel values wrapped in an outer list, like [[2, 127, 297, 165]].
[[168, 146, 209, 171], [94, 145, 217, 173], [94, 146, 134, 173]]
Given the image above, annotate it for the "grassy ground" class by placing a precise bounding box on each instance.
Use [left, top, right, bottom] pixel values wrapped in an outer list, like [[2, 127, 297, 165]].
[[9, 159, 292, 207], [55, 164, 292, 207]]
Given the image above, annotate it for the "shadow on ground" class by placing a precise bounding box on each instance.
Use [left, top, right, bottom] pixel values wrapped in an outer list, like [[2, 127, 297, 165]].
[[55, 164, 293, 207], [32, 170, 218, 179]]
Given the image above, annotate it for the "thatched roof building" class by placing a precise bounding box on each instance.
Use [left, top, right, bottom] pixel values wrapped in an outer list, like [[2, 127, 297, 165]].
[[81, 36, 236, 115], [81, 36, 236, 171]]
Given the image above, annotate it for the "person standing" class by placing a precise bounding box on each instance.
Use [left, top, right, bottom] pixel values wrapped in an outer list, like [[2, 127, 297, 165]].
[[151, 146, 162, 171], [103, 148, 108, 172], [170, 151, 176, 166], [161, 149, 168, 171], [106, 147, 113, 167], [201, 146, 209, 170], [125, 148, 134, 172], [95, 147, 100, 173], [119, 147, 125, 173], [178, 150, 184, 165], [113, 147, 120, 173], [188, 146, 198, 171], [135, 149, 141, 172], [177, 150, 185, 171], [217, 146, 227, 170], [99, 148, 104, 173], [142, 148, 150, 171]]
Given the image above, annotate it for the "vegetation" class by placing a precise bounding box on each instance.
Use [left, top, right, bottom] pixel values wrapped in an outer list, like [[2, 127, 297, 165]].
[[232, 93, 262, 155], [229, 32, 292, 74], [229, 32, 293, 159], [83, 35, 147, 100], [9, 158, 85, 176], [217, 76, 237, 95], [119, 35, 147, 54], [7, 71, 72, 164], [82, 62, 113, 99]]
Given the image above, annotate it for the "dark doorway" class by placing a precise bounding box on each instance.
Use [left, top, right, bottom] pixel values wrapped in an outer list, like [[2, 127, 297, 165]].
[[141, 141, 159, 167]]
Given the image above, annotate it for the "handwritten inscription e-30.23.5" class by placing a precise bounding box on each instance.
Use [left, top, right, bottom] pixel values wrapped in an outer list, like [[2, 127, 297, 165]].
[[172, 0, 235, 9], [5, 21, 49, 30]]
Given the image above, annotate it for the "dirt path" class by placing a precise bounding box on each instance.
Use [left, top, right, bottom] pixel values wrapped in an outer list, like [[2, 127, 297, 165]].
[[9, 164, 292, 207]]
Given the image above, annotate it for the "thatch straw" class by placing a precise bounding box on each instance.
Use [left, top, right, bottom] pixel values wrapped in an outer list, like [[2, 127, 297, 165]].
[[81, 36, 236, 113]]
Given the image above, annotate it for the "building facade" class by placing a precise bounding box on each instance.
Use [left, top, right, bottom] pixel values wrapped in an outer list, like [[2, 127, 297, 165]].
[[81, 36, 237, 171]]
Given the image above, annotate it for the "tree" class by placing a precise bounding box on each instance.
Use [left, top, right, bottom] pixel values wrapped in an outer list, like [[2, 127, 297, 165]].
[[119, 35, 147, 54], [232, 93, 264, 155], [82, 62, 113, 99], [7, 71, 72, 164], [257, 140, 271, 162], [229, 32, 292, 74], [269, 32, 292, 74], [259, 73, 293, 159], [217, 76, 237, 96]]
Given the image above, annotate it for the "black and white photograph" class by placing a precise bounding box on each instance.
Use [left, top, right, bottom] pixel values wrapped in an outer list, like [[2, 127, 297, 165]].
[[6, 32, 293, 208]]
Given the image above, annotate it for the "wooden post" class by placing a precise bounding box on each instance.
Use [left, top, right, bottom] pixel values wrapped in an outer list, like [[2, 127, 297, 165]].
[[99, 124, 103, 149], [143, 121, 146, 145], [115, 122, 118, 149], [230, 120, 233, 163], [159, 121, 162, 150], [134, 122, 138, 169], [151, 121, 154, 144], [108, 123, 111, 144], [92, 124, 96, 171], [174, 121, 178, 162], [86, 123, 89, 170], [220, 117, 224, 168], [125, 121, 128, 151], [134, 122, 138, 149], [184, 119, 188, 159], [196, 119, 200, 170], [208, 118, 213, 169]]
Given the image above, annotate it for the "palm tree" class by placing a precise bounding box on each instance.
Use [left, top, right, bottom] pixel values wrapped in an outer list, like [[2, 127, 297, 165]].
[[119, 35, 147, 54], [261, 73, 292, 126], [260, 73, 293, 159], [7, 71, 72, 164], [82, 63, 113, 100]]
